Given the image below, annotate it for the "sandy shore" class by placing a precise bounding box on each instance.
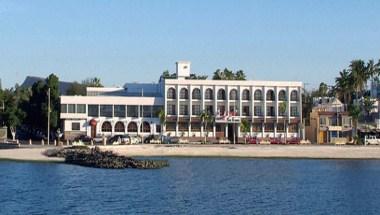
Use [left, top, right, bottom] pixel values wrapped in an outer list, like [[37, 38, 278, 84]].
[[103, 144, 380, 159], [0, 146, 64, 162], [3, 144, 380, 162]]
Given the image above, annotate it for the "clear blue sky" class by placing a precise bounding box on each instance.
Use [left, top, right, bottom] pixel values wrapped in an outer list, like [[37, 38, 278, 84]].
[[1, 0, 380, 89]]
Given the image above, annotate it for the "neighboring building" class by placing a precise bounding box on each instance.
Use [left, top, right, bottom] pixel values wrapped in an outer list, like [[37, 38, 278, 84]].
[[307, 97, 352, 144], [60, 61, 303, 142]]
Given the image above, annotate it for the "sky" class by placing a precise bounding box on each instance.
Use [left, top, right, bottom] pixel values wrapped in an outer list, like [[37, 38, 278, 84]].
[[1, 0, 380, 89]]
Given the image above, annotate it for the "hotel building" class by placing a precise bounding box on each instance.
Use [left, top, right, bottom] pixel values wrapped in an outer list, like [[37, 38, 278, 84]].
[[60, 61, 303, 142]]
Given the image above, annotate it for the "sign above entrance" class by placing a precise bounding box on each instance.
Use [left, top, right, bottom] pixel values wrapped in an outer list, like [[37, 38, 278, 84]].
[[215, 116, 241, 124]]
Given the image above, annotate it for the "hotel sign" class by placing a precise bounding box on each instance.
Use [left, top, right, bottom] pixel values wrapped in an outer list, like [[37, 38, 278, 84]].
[[215, 116, 241, 124]]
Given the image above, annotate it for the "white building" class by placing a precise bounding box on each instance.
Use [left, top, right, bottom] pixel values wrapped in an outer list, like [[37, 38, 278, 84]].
[[60, 61, 303, 143]]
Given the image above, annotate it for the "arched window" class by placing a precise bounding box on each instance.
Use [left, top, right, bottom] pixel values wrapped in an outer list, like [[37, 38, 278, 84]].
[[127, 122, 138, 132], [205, 88, 213, 100], [254, 90, 263, 101], [229, 89, 238, 100], [192, 88, 201, 100], [291, 90, 298, 101], [217, 89, 226, 100], [180, 88, 189, 99], [242, 89, 250, 100], [266, 90, 275, 101], [167, 88, 176, 99], [114, 121, 125, 132], [140, 121, 150, 133], [278, 90, 286, 101], [101, 121, 112, 132]]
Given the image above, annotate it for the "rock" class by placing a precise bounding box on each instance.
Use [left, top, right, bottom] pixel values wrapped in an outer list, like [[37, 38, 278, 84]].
[[46, 146, 169, 169]]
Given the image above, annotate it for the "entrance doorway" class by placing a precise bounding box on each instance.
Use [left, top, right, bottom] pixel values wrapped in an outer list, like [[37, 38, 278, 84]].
[[227, 124, 237, 143]]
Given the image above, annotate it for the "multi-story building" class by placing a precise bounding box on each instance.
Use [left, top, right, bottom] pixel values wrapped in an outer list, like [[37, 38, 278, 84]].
[[60, 61, 303, 142], [307, 97, 352, 144]]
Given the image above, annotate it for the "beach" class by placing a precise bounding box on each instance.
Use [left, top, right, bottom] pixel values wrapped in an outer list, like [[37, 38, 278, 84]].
[[3, 144, 380, 162]]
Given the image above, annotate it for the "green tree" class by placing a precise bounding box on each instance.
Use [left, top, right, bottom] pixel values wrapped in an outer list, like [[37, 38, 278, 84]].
[[200, 110, 212, 143], [82, 77, 103, 87], [362, 96, 375, 121], [349, 60, 368, 100], [335, 69, 353, 105], [240, 118, 250, 144], [348, 104, 361, 143], [186, 74, 208, 80], [157, 108, 166, 138], [66, 82, 86, 96], [318, 82, 329, 97], [212, 68, 246, 80]]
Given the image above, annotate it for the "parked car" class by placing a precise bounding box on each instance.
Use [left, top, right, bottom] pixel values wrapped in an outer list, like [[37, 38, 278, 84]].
[[365, 135, 380, 145], [74, 135, 92, 143], [143, 135, 160, 144], [129, 135, 142, 144], [246, 137, 259, 144], [108, 135, 130, 145]]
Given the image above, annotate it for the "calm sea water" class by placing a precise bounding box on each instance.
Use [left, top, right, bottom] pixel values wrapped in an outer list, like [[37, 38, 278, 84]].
[[1, 158, 380, 215]]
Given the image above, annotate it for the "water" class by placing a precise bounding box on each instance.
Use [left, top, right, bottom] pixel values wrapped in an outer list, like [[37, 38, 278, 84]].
[[1, 158, 380, 215]]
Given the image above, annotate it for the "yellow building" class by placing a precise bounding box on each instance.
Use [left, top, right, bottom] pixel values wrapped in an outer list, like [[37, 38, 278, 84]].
[[306, 98, 352, 144]]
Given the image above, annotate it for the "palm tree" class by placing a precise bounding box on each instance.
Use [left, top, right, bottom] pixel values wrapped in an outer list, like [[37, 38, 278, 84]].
[[200, 110, 212, 143], [157, 108, 166, 143], [278, 102, 287, 143], [362, 96, 376, 123], [335, 69, 353, 105], [349, 60, 368, 100], [348, 104, 361, 143], [240, 119, 250, 144]]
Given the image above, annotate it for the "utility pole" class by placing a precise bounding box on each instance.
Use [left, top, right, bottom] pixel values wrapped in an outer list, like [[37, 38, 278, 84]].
[[47, 88, 50, 146]]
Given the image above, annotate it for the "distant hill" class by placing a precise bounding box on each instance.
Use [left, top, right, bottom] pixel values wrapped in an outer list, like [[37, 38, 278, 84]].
[[20, 76, 73, 95]]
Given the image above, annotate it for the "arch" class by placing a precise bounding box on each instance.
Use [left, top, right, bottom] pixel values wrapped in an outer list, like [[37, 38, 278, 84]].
[[140, 121, 151, 133], [114, 121, 125, 133], [101, 121, 112, 132], [217, 89, 226, 100], [242, 89, 250, 100], [205, 88, 213, 100], [180, 88, 189, 99], [229, 89, 238, 100], [192, 88, 201, 100], [254, 89, 263, 100], [291, 90, 298, 101], [266, 90, 275, 101], [167, 87, 176, 99], [127, 121, 138, 132], [278, 90, 287, 101]]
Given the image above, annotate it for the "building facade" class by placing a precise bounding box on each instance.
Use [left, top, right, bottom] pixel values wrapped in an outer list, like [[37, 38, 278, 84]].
[[60, 61, 303, 142], [306, 97, 352, 144]]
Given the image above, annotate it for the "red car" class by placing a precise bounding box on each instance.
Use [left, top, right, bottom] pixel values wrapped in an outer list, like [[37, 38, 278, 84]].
[[246, 137, 259, 144]]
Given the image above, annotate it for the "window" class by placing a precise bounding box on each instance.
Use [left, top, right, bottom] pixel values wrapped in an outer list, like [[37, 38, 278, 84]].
[[242, 106, 250, 116], [217, 105, 225, 116], [156, 125, 161, 133], [152, 106, 162, 118], [114, 121, 125, 132], [254, 90, 263, 100], [290, 106, 298, 117], [291, 90, 298, 101], [141, 106, 152, 117], [205, 88, 213, 100], [229, 89, 238, 100], [127, 105, 138, 117], [252, 123, 262, 132], [242, 89, 250, 100], [167, 88, 176, 99], [266, 90, 275, 101], [192, 105, 201, 115], [61, 104, 67, 113], [88, 105, 99, 117], [141, 121, 150, 133], [266, 106, 275, 117], [166, 122, 176, 131], [77, 104, 86, 113], [114, 105, 126, 117], [180, 104, 189, 115], [192, 88, 201, 100], [217, 89, 226, 100], [101, 121, 112, 132], [229, 105, 239, 116], [289, 123, 298, 132], [100, 105, 113, 117], [206, 105, 213, 115], [167, 104, 176, 115], [178, 122, 188, 131], [68, 104, 76, 113], [72, 122, 80, 131], [127, 122, 138, 132], [278, 103, 287, 116], [180, 88, 189, 99], [254, 106, 263, 116], [191, 122, 201, 131], [320, 118, 327, 126], [278, 90, 286, 101], [277, 123, 285, 132], [342, 117, 351, 127], [265, 123, 274, 132]]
